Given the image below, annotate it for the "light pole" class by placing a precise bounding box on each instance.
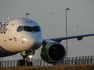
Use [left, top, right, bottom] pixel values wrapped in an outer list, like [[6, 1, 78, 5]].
[[26, 13, 30, 18], [66, 8, 70, 60]]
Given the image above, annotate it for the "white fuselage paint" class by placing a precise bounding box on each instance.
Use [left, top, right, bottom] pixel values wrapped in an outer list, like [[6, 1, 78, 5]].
[[0, 18, 43, 53]]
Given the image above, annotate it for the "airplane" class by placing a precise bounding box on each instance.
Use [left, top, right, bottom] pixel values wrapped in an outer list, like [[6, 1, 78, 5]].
[[0, 18, 94, 64]]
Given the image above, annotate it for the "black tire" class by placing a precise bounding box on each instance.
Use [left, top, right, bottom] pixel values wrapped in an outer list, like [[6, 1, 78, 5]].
[[27, 62, 33, 66]]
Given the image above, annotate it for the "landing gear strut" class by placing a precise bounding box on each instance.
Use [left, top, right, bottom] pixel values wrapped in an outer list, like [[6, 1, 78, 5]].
[[19, 50, 35, 66]]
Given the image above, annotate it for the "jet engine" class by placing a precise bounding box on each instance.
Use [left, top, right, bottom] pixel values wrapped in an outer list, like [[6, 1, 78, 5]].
[[41, 42, 66, 63]]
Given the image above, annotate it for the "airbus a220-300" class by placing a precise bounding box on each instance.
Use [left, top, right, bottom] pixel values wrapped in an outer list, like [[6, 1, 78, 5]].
[[0, 18, 94, 64]]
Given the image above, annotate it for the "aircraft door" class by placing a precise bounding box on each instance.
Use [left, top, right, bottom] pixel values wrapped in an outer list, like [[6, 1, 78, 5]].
[[8, 24, 14, 40]]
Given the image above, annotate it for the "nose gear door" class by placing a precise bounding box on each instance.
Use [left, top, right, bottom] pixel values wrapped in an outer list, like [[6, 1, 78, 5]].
[[8, 24, 14, 40]]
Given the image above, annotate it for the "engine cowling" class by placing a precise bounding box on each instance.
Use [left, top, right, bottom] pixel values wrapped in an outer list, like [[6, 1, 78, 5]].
[[41, 42, 66, 63]]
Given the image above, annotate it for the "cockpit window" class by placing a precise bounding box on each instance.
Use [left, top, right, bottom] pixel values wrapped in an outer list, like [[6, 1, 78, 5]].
[[24, 26, 33, 32], [17, 26, 41, 32], [17, 26, 24, 32], [33, 26, 41, 32]]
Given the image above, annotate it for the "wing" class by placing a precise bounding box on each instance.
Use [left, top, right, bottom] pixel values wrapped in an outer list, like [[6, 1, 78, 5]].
[[43, 33, 94, 42]]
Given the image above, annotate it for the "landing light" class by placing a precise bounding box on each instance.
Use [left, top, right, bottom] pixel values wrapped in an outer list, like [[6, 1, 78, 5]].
[[28, 55, 33, 59]]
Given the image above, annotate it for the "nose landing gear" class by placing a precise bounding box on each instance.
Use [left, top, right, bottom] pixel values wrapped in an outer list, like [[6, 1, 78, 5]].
[[19, 50, 35, 66]]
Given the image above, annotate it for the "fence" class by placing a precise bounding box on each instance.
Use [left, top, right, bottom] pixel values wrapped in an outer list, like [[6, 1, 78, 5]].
[[0, 55, 94, 67], [61, 56, 94, 65], [0, 60, 18, 67], [32, 56, 94, 66]]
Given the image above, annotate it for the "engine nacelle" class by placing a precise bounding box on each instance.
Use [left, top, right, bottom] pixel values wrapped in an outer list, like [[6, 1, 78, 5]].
[[41, 42, 66, 63]]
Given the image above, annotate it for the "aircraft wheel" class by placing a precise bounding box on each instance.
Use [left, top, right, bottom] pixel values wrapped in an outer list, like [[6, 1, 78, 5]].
[[27, 61, 33, 66]]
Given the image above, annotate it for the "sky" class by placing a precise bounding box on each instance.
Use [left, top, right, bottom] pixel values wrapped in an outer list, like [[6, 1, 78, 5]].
[[0, 0, 94, 60]]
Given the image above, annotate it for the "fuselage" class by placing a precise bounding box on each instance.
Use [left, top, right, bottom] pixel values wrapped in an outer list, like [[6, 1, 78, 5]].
[[0, 18, 43, 56]]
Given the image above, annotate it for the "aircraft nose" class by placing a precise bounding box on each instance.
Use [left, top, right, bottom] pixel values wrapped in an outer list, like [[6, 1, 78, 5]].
[[31, 33, 43, 50], [22, 32, 43, 50], [31, 41, 42, 50]]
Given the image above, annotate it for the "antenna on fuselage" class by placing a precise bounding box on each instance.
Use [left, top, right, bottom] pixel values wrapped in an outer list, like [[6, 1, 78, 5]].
[[8, 16, 10, 20]]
